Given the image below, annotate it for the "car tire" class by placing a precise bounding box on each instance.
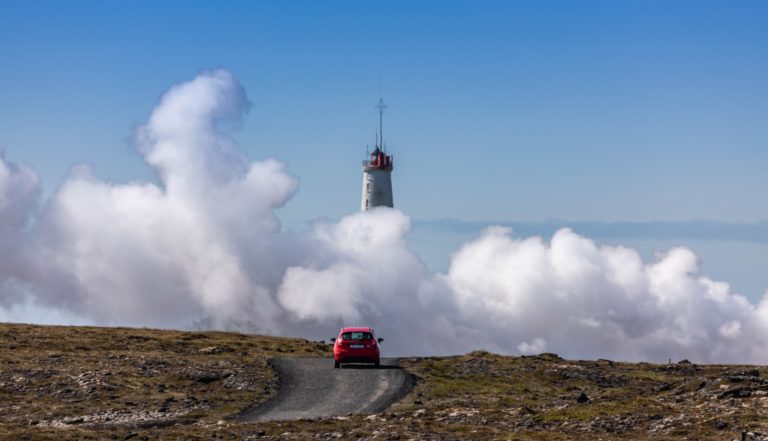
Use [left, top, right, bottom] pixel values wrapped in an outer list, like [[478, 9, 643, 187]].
[[374, 360, 380, 368], [334, 361, 340, 369]]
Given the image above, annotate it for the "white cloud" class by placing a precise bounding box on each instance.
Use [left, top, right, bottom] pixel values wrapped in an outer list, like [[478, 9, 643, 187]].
[[0, 70, 767, 363], [518, 338, 547, 355]]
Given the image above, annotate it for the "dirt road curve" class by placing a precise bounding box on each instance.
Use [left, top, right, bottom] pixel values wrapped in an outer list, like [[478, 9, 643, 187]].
[[240, 358, 413, 422]]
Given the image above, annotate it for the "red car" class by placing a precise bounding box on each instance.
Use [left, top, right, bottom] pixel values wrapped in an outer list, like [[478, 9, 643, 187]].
[[331, 327, 383, 368]]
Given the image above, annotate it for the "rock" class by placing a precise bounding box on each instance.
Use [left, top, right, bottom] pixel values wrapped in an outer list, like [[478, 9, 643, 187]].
[[719, 387, 753, 399], [199, 346, 233, 354], [657, 383, 672, 392], [185, 370, 224, 384], [124, 433, 138, 440], [539, 352, 562, 359], [577, 392, 590, 403], [714, 420, 728, 430], [596, 421, 614, 432]]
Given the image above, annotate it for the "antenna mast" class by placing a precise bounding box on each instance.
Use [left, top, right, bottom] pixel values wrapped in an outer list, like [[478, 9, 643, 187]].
[[375, 98, 387, 150]]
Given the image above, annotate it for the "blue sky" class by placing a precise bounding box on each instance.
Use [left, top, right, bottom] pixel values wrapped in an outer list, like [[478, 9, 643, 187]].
[[1, 1, 766, 298]]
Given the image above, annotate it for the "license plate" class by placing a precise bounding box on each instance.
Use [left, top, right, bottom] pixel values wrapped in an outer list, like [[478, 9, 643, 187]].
[[350, 344, 364, 349]]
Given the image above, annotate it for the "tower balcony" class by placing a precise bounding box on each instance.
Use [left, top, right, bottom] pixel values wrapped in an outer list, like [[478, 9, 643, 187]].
[[362, 154, 394, 170]]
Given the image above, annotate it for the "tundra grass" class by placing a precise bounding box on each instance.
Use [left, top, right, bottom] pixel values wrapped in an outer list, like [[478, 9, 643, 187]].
[[2, 324, 768, 440]]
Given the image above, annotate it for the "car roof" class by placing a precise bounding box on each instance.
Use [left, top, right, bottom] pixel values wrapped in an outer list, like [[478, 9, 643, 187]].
[[339, 327, 374, 333]]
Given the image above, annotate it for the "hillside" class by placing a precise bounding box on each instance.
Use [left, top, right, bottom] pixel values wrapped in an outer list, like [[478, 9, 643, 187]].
[[0, 323, 326, 440], [1, 323, 767, 440]]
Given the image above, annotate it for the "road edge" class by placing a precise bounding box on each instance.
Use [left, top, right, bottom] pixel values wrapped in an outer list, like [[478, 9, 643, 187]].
[[235, 357, 416, 422]]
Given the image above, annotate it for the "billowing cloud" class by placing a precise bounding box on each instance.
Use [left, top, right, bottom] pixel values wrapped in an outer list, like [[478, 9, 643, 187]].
[[0, 70, 766, 363], [440, 227, 768, 362], [0, 151, 39, 307]]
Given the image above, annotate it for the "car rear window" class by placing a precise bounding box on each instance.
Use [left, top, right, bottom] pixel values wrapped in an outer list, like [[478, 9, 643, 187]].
[[341, 332, 373, 341]]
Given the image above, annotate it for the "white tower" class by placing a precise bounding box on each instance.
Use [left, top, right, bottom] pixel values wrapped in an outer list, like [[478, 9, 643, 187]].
[[361, 99, 394, 211]]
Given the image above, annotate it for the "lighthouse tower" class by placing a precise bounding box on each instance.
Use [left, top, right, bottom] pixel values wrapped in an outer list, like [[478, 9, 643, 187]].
[[361, 99, 394, 211]]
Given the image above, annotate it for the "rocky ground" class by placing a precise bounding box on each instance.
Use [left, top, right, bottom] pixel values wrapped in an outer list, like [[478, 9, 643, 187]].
[[0, 323, 326, 440], [249, 352, 768, 440], [2, 323, 768, 440]]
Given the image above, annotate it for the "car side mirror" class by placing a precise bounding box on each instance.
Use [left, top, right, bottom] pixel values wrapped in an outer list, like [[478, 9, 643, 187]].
[[377, 338, 383, 343], [330, 338, 336, 343]]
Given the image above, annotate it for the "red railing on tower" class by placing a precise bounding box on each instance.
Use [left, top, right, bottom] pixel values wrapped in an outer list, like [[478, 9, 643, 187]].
[[362, 152, 393, 170]]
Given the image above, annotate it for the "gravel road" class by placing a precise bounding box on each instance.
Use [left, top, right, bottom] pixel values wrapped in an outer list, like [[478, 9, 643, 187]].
[[240, 358, 413, 422]]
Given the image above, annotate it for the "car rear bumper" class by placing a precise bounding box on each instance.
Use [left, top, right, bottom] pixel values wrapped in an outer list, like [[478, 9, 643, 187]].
[[337, 355, 379, 364], [334, 348, 379, 364]]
